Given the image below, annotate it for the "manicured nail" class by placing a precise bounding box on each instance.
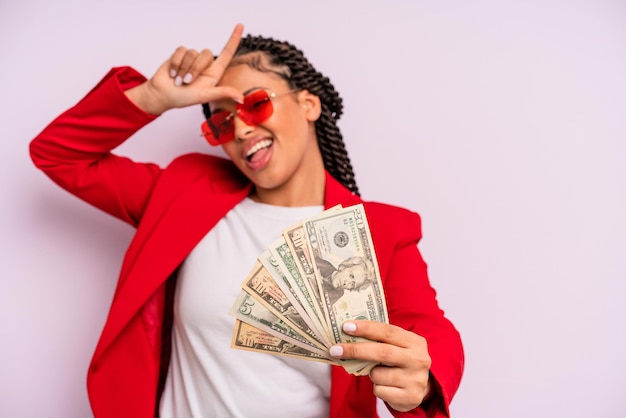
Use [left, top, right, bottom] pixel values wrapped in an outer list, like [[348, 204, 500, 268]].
[[174, 75, 183, 86], [183, 73, 193, 84], [343, 322, 357, 333], [169, 69, 177, 78], [329, 345, 343, 357]]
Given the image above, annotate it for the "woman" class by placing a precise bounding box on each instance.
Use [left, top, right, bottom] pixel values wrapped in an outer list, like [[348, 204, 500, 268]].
[[30, 24, 464, 418]]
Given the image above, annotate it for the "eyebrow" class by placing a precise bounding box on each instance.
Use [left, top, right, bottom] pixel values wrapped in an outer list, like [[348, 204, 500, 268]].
[[243, 87, 261, 95]]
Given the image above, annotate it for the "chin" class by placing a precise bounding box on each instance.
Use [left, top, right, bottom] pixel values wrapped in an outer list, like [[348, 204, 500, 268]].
[[249, 170, 291, 191]]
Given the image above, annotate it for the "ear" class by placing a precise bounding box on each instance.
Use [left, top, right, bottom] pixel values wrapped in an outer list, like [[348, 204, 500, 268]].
[[298, 90, 322, 122]]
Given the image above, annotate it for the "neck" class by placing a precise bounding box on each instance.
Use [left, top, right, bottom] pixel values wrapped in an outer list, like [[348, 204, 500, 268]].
[[250, 171, 325, 207]]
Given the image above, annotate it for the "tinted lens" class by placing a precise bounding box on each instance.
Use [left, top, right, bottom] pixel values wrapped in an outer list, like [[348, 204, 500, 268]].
[[200, 90, 276, 146], [239, 90, 273, 125], [201, 111, 234, 146]]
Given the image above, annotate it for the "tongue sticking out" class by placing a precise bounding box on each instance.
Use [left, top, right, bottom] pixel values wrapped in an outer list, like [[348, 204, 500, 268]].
[[246, 140, 274, 170], [249, 146, 271, 163]]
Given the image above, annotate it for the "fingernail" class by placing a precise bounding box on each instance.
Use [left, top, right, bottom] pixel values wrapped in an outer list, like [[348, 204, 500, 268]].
[[329, 345, 343, 357], [183, 73, 193, 84], [169, 69, 177, 78], [174, 76, 183, 86], [234, 97, 244, 104], [343, 322, 357, 333]]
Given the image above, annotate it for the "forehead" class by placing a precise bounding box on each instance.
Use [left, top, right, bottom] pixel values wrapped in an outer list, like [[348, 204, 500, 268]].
[[217, 64, 289, 91]]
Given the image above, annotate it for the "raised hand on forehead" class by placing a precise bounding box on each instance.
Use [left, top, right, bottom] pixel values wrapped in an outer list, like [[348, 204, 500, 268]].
[[126, 24, 245, 115]]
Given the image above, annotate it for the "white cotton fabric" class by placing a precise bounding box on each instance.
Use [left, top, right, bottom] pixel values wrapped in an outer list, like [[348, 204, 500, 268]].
[[159, 198, 330, 418]]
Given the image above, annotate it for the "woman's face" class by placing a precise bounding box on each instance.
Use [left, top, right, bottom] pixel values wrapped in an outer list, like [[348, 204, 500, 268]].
[[210, 59, 323, 204]]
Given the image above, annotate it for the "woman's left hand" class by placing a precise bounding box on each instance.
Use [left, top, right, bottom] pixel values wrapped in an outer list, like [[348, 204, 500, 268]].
[[329, 320, 432, 412]]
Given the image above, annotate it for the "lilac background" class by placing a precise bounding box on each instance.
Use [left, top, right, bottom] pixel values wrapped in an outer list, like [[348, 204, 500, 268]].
[[2, 1, 625, 417]]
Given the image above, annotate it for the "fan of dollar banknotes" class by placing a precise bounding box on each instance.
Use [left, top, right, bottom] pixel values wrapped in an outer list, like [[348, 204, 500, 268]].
[[229, 203, 389, 376]]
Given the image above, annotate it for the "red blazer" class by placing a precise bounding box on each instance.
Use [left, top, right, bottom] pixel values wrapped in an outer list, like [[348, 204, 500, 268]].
[[30, 67, 464, 418]]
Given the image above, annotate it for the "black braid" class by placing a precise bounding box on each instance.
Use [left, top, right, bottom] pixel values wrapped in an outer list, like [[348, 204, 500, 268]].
[[201, 35, 360, 196]]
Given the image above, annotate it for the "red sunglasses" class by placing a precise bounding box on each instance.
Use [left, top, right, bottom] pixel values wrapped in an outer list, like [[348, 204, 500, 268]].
[[201, 89, 299, 146]]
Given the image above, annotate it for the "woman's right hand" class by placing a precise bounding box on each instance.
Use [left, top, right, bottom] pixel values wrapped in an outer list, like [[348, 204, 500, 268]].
[[125, 24, 245, 115]]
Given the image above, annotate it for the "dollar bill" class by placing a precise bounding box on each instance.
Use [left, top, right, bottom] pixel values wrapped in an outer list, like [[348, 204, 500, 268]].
[[231, 320, 337, 364], [240, 261, 326, 349], [230, 203, 389, 376], [258, 247, 329, 346], [282, 223, 325, 326], [304, 203, 388, 346], [268, 236, 330, 344], [229, 291, 328, 357], [282, 205, 343, 312]]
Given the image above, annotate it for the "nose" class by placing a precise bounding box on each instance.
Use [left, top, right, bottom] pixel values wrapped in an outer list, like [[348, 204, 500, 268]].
[[232, 112, 255, 142]]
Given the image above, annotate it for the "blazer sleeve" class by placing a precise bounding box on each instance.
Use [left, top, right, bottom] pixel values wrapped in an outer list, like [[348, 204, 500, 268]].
[[29, 66, 162, 227], [373, 207, 465, 417]]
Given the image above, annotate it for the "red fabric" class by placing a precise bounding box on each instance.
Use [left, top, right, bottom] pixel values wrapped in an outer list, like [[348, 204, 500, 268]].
[[30, 67, 464, 418]]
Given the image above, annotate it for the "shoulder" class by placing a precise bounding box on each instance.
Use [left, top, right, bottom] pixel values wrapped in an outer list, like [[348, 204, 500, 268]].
[[163, 153, 247, 183], [360, 200, 423, 246], [362, 201, 422, 229], [362, 201, 420, 221], [166, 153, 237, 175], [149, 153, 249, 199]]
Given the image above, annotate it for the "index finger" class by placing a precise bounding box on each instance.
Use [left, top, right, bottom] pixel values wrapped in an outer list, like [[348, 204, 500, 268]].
[[343, 320, 420, 349], [208, 23, 244, 79]]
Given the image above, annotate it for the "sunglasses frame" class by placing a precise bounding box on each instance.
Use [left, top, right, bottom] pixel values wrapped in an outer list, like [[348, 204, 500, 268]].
[[201, 88, 300, 146]]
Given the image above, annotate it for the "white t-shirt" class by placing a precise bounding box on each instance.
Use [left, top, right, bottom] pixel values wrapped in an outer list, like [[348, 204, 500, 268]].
[[160, 198, 330, 418]]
